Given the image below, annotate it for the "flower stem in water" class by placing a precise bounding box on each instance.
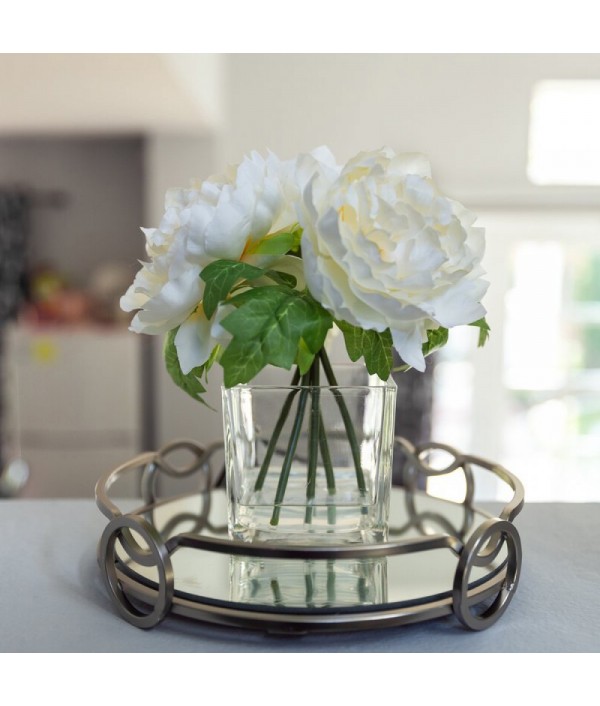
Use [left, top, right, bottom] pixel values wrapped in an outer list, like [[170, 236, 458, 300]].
[[305, 360, 320, 524], [319, 349, 367, 496], [254, 367, 301, 492], [270, 372, 310, 526], [318, 413, 336, 525]]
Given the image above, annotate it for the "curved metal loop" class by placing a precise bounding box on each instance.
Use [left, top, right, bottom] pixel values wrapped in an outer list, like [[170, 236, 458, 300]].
[[140, 462, 160, 506], [395, 437, 524, 525], [461, 455, 525, 523], [154, 439, 220, 478], [452, 518, 522, 631], [95, 451, 157, 522], [416, 442, 463, 475], [142, 439, 224, 505], [99, 514, 174, 630], [96, 440, 226, 521]]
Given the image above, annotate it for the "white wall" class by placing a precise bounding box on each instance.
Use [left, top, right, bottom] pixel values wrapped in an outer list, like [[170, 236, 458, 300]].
[[0, 54, 216, 134], [223, 53, 600, 206]]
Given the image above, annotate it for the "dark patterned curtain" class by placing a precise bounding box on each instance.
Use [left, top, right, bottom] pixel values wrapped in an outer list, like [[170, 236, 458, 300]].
[[0, 191, 29, 470]]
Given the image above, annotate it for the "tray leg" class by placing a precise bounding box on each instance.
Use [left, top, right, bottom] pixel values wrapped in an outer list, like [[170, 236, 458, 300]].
[[99, 514, 174, 629], [452, 518, 522, 631]]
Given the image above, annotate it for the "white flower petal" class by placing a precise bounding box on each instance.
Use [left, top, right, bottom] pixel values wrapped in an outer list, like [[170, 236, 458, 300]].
[[121, 148, 301, 359], [298, 145, 488, 371], [174, 312, 215, 374], [391, 326, 427, 372], [431, 279, 489, 327]]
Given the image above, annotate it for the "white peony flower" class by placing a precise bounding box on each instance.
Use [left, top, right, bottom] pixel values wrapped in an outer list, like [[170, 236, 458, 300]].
[[298, 147, 488, 372], [121, 150, 300, 373]]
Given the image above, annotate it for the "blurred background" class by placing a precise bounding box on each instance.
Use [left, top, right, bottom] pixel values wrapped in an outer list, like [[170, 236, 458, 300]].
[[1, 53, 599, 502]]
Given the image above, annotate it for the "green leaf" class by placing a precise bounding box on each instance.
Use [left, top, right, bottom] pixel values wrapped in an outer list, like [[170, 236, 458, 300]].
[[336, 320, 394, 380], [422, 326, 449, 357], [200, 260, 265, 318], [163, 328, 214, 408], [200, 259, 299, 319], [220, 286, 333, 386], [295, 338, 315, 375], [220, 339, 267, 387], [469, 317, 491, 347], [263, 269, 297, 288]]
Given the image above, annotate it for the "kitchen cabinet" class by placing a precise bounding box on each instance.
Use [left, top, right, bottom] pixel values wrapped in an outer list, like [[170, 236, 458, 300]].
[[2, 324, 142, 498]]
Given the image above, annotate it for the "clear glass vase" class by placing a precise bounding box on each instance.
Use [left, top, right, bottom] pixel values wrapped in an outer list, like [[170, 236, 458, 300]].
[[222, 366, 396, 544]]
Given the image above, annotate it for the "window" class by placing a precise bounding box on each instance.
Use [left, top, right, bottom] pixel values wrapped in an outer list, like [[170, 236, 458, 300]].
[[432, 211, 600, 502], [528, 80, 600, 185]]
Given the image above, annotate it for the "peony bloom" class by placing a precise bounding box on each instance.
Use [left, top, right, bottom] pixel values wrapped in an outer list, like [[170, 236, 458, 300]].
[[298, 147, 488, 371], [121, 150, 299, 373]]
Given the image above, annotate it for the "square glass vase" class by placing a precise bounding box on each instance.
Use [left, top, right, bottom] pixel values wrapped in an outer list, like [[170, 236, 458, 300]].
[[222, 366, 397, 545]]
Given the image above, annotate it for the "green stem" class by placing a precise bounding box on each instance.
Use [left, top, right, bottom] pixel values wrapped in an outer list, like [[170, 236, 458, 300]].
[[319, 349, 366, 495], [270, 372, 310, 526], [270, 579, 283, 606], [254, 367, 301, 491], [305, 360, 320, 524], [326, 559, 336, 605], [305, 564, 315, 608], [319, 413, 335, 494], [318, 412, 336, 526], [358, 576, 368, 604]]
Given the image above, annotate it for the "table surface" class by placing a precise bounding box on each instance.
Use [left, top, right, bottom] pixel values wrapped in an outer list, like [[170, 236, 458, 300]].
[[1, 497, 599, 653]]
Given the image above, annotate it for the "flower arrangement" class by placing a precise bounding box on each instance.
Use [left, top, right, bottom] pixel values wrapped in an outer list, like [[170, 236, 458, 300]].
[[121, 146, 489, 536], [122, 146, 488, 385]]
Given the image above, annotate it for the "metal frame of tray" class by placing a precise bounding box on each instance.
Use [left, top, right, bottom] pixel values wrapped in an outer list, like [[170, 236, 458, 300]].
[[95, 437, 524, 634]]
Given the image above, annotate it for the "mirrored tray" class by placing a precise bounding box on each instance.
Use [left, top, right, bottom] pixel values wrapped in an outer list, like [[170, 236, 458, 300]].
[[96, 439, 524, 634]]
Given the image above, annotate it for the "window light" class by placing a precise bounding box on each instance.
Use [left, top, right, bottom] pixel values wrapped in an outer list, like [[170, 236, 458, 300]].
[[528, 80, 600, 185]]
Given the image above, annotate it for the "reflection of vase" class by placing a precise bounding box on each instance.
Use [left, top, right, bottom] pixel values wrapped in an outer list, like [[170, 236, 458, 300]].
[[222, 367, 396, 544], [230, 554, 388, 608]]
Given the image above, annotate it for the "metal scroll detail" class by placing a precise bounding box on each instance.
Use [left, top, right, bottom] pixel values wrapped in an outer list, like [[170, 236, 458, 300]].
[[395, 437, 524, 629], [95, 438, 525, 632], [395, 437, 524, 525], [95, 439, 222, 629], [99, 514, 174, 630], [452, 518, 522, 630]]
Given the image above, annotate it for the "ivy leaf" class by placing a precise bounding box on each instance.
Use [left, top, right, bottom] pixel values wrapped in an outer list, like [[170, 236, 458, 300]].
[[219, 339, 267, 387], [200, 260, 265, 318], [469, 317, 491, 347], [295, 338, 315, 375], [220, 286, 333, 386], [200, 259, 299, 319], [336, 320, 394, 380], [163, 328, 215, 409], [422, 326, 449, 357], [262, 269, 297, 288]]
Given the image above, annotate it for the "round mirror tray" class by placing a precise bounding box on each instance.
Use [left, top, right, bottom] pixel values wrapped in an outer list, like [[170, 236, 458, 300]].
[[98, 486, 521, 634]]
